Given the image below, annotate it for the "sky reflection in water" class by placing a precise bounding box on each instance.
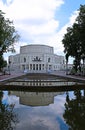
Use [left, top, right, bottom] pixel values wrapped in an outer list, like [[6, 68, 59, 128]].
[[2, 90, 70, 130]]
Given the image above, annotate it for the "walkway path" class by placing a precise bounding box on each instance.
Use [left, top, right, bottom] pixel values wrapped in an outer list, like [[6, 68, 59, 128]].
[[52, 70, 85, 82], [0, 71, 24, 82]]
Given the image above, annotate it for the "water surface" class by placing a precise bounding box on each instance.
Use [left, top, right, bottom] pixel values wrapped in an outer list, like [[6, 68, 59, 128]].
[[0, 75, 85, 130]]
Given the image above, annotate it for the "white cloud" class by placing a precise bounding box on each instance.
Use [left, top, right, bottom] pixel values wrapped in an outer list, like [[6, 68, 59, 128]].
[[0, 0, 79, 62], [53, 10, 79, 55], [2, 0, 64, 21], [69, 10, 79, 25], [28, 19, 59, 35]]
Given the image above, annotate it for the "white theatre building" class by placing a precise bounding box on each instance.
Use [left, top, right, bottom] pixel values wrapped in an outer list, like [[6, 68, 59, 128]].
[[9, 44, 65, 73]]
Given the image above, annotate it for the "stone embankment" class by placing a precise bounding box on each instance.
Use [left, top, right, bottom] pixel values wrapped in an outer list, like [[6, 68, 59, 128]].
[[0, 71, 85, 92], [0, 70, 85, 83]]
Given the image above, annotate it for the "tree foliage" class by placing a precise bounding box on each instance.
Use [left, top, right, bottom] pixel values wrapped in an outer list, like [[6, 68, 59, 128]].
[[0, 10, 20, 70], [0, 10, 20, 54], [0, 91, 19, 130], [63, 89, 85, 130], [62, 5, 85, 72], [0, 55, 7, 71]]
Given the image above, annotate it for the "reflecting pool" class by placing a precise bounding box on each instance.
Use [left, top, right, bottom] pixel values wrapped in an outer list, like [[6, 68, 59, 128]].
[[0, 88, 85, 130], [0, 74, 85, 130]]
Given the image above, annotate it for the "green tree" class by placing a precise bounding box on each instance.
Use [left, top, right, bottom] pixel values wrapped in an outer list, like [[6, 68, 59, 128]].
[[63, 89, 85, 130], [0, 10, 20, 70], [62, 5, 85, 72], [0, 55, 7, 71], [0, 91, 19, 130]]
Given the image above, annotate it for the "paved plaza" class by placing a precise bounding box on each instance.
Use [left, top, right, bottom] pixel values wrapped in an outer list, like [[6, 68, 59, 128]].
[[0, 71, 24, 82]]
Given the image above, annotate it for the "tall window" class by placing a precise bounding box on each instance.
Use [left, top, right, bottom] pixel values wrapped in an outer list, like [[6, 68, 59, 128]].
[[48, 58, 50, 62], [39, 64, 41, 70], [33, 64, 35, 70], [42, 64, 44, 70], [30, 64, 32, 70], [36, 64, 38, 70], [24, 57, 26, 62]]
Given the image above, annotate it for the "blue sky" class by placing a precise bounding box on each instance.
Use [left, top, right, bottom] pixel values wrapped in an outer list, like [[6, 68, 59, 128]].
[[0, 0, 85, 63], [55, 0, 85, 29]]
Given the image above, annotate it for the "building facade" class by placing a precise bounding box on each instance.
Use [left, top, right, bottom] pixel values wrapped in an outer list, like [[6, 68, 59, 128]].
[[9, 44, 65, 73]]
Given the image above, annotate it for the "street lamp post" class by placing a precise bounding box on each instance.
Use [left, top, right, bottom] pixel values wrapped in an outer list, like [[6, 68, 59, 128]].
[[66, 60, 68, 75], [81, 54, 85, 76], [8, 59, 11, 75], [46, 63, 48, 73]]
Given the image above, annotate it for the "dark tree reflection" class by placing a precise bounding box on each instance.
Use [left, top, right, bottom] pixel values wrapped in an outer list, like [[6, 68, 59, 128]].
[[63, 89, 85, 130], [0, 91, 18, 130]]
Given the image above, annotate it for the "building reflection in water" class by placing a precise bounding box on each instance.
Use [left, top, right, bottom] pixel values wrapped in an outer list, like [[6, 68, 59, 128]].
[[9, 91, 64, 106]]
